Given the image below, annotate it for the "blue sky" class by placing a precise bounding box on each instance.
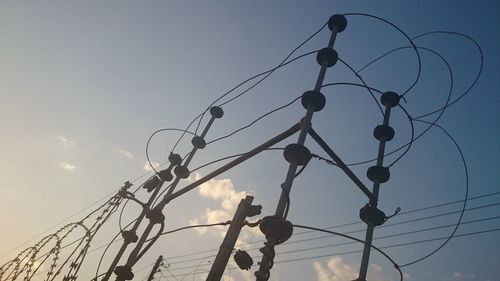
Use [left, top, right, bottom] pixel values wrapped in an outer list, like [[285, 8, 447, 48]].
[[0, 1, 499, 281]]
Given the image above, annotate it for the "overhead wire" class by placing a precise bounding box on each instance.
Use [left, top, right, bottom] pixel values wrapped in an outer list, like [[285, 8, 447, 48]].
[[398, 119, 469, 267], [158, 193, 499, 263], [171, 19, 329, 153], [342, 12, 421, 97]]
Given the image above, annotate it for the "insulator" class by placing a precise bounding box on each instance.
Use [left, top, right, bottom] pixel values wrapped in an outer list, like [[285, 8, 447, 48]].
[[114, 266, 134, 280], [283, 144, 312, 166], [367, 166, 390, 183], [174, 165, 190, 178], [191, 136, 206, 149], [381, 91, 400, 107], [301, 90, 326, 112], [210, 106, 224, 118], [143, 176, 160, 192], [373, 125, 395, 141], [359, 204, 386, 226], [168, 153, 182, 166], [328, 14, 348, 32], [121, 230, 138, 243], [147, 209, 165, 224], [234, 250, 253, 270], [316, 48, 338, 67], [158, 169, 173, 182], [259, 216, 293, 245]]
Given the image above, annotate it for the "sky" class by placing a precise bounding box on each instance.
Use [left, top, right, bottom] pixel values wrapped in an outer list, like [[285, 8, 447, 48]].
[[0, 1, 499, 281]]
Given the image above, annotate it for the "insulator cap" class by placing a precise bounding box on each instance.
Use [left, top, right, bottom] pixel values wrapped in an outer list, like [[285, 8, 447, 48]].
[[121, 230, 138, 243], [316, 48, 338, 67], [158, 169, 173, 182], [174, 165, 190, 178], [147, 209, 165, 224], [373, 125, 395, 141], [234, 250, 253, 270], [283, 144, 312, 166], [114, 266, 134, 280], [367, 166, 390, 183], [301, 90, 326, 112], [328, 14, 347, 32], [210, 106, 224, 118], [359, 204, 386, 226], [259, 216, 293, 245], [381, 91, 400, 107], [191, 136, 206, 149], [168, 153, 182, 166], [143, 176, 160, 192]]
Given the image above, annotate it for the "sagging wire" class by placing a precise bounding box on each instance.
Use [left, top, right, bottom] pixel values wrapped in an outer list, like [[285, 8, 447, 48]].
[[171, 19, 330, 153], [146, 128, 197, 175], [343, 12, 421, 97], [293, 224, 404, 281], [338, 57, 384, 115], [399, 119, 469, 267]]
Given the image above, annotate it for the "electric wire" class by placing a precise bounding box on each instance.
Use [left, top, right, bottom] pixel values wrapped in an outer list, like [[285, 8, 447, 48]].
[[161, 227, 500, 276], [325, 46, 456, 167], [399, 119, 469, 267], [342, 13, 421, 97], [146, 128, 197, 175], [357, 31, 483, 119], [338, 57, 383, 115], [293, 224, 403, 281], [159, 194, 499, 263], [205, 96, 302, 145], [166, 11, 330, 156]]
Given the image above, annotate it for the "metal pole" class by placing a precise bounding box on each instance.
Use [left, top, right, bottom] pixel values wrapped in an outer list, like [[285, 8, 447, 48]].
[[147, 255, 163, 281], [206, 196, 255, 281], [102, 180, 164, 281], [255, 17, 343, 281], [308, 128, 374, 201], [357, 105, 392, 281]]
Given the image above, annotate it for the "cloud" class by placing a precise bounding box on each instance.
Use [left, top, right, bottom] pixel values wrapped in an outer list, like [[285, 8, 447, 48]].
[[143, 161, 160, 171], [453, 272, 475, 280], [60, 161, 76, 171], [189, 175, 248, 237], [313, 257, 394, 281], [57, 135, 76, 148], [118, 149, 134, 159]]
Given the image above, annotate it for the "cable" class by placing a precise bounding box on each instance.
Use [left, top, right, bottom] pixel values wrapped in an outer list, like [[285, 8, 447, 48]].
[[357, 31, 483, 119], [325, 46, 455, 167], [399, 120, 469, 267], [156, 192, 499, 263], [171, 19, 329, 152], [293, 224, 403, 280], [338, 58, 383, 115], [162, 227, 500, 277], [145, 128, 197, 175], [206, 96, 302, 145], [343, 13, 421, 97]]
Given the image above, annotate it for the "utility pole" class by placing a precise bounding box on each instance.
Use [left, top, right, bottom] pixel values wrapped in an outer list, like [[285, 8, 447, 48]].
[[206, 195, 261, 281], [147, 255, 163, 281]]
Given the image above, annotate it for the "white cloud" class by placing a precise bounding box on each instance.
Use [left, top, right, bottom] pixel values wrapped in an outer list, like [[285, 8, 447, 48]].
[[452, 272, 475, 280], [57, 135, 76, 148], [313, 257, 394, 281], [60, 161, 76, 171], [118, 149, 134, 159], [189, 175, 249, 238], [143, 161, 160, 171]]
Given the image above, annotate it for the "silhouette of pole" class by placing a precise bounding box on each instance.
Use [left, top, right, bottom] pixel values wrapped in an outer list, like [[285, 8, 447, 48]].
[[206, 196, 261, 281], [355, 91, 399, 281], [147, 255, 163, 281], [255, 14, 347, 281]]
